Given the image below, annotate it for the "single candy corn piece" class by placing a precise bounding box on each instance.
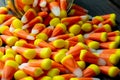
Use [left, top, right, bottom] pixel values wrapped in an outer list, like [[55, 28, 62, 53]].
[[68, 9, 87, 16], [0, 25, 13, 36], [35, 47, 52, 58], [99, 52, 119, 65], [71, 4, 88, 13], [81, 23, 92, 32], [66, 42, 89, 57], [83, 64, 100, 77], [108, 36, 120, 44], [39, 0, 47, 7], [12, 46, 36, 59], [21, 8, 36, 23], [107, 30, 120, 37], [13, 29, 35, 40], [47, 68, 60, 77], [0, 7, 8, 14], [100, 66, 120, 77], [85, 39, 100, 49], [70, 78, 100, 80], [52, 39, 65, 48], [69, 24, 81, 35], [19, 76, 34, 80], [0, 35, 18, 46], [22, 16, 43, 29], [31, 23, 45, 35], [61, 15, 89, 26], [1, 17, 16, 27], [61, 55, 83, 77], [19, 63, 44, 77], [9, 18, 23, 32], [0, 14, 13, 24], [14, 70, 27, 80], [34, 39, 56, 51], [52, 23, 66, 37], [93, 24, 112, 33], [100, 41, 119, 49], [0, 60, 4, 78], [38, 11, 48, 18], [22, 0, 34, 5], [49, 1, 60, 16], [101, 13, 116, 20], [84, 32, 107, 42], [92, 16, 104, 25], [39, 76, 52, 80], [1, 60, 19, 80], [99, 18, 116, 27], [36, 26, 54, 40], [15, 40, 36, 48], [15, 54, 28, 64], [77, 61, 86, 70], [48, 33, 74, 41], [64, 40, 78, 49], [51, 49, 67, 62], [67, 34, 84, 42], [50, 18, 61, 27], [23, 5, 31, 12], [80, 50, 106, 66], [28, 58, 52, 70], [61, 74, 76, 80]]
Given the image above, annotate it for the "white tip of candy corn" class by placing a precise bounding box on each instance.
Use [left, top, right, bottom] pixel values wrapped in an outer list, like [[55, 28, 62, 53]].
[[51, 7, 60, 16], [93, 78, 100, 80], [9, 25, 15, 32], [12, 46, 17, 50], [48, 37, 56, 41], [22, 24, 29, 29], [27, 35, 35, 40], [31, 29, 39, 34], [21, 15, 28, 23], [19, 63, 28, 69], [73, 68, 83, 78], [39, 1, 47, 7], [98, 58, 106, 66], [33, 0, 39, 7]]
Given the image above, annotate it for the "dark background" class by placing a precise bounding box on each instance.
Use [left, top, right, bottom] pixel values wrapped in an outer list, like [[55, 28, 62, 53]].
[[0, 0, 120, 80]]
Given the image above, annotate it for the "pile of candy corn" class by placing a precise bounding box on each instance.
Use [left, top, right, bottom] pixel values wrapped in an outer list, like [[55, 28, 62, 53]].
[[0, 0, 120, 80]]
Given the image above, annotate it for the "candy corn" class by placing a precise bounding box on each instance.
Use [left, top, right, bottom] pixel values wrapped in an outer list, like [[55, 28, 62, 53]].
[[0, 7, 8, 14], [14, 70, 27, 80]]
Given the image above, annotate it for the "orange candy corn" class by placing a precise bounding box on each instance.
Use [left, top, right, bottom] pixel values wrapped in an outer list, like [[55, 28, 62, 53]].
[[49, 1, 60, 16], [1, 60, 19, 80], [100, 66, 120, 77], [66, 42, 89, 57], [31, 23, 45, 35], [93, 24, 112, 33], [61, 55, 83, 77], [19, 63, 44, 77], [0, 35, 18, 46], [83, 64, 100, 77], [22, 16, 43, 29], [0, 14, 13, 24], [34, 39, 56, 51], [61, 15, 89, 26], [21, 8, 36, 24], [107, 30, 120, 37], [108, 36, 120, 44], [49, 33, 74, 41], [92, 16, 104, 25], [38, 11, 48, 18], [12, 46, 36, 59], [100, 41, 119, 49], [13, 29, 35, 40], [101, 13, 116, 20], [61, 74, 75, 80], [51, 23, 67, 37], [15, 54, 28, 64], [70, 78, 100, 80], [80, 50, 106, 66], [0, 60, 4, 78], [28, 58, 52, 70], [39, 0, 47, 7], [84, 32, 107, 42]]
